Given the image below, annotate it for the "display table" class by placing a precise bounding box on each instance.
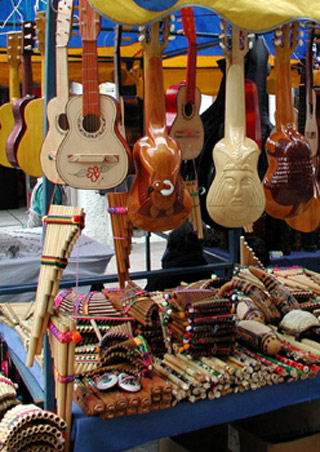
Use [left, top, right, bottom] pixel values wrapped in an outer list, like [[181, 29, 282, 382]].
[[0, 228, 114, 303], [1, 323, 320, 452]]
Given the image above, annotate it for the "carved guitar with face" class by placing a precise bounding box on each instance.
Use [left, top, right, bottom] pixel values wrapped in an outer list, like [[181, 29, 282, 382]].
[[0, 31, 21, 168], [263, 22, 315, 219], [40, 0, 74, 184], [56, 0, 130, 189], [127, 18, 191, 232], [165, 7, 204, 160], [206, 22, 265, 228]]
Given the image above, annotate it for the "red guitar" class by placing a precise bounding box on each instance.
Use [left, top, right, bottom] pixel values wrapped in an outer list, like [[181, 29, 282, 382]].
[[127, 18, 191, 232], [165, 7, 204, 160], [263, 22, 315, 219], [6, 21, 36, 168], [56, 0, 131, 189]]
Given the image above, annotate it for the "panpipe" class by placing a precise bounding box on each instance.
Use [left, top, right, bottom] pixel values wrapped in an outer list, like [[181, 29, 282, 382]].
[[0, 403, 67, 451], [73, 372, 173, 418], [185, 179, 203, 239], [161, 289, 236, 357], [26, 205, 85, 368], [47, 311, 80, 450], [107, 192, 133, 288], [0, 376, 20, 419], [239, 236, 264, 268]]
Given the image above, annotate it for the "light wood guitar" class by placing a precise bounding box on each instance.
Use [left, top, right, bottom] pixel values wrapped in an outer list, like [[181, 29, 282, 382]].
[[6, 21, 36, 168], [263, 22, 315, 220], [15, 11, 47, 177], [56, 0, 130, 189], [165, 7, 204, 160], [40, 0, 74, 184], [206, 23, 265, 228], [0, 31, 22, 168], [127, 18, 191, 232], [286, 24, 320, 232]]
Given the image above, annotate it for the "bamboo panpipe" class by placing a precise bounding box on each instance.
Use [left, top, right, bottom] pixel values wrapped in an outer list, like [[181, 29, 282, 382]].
[[185, 180, 203, 239], [73, 379, 105, 416], [240, 236, 264, 268], [26, 205, 85, 367], [107, 192, 133, 288]]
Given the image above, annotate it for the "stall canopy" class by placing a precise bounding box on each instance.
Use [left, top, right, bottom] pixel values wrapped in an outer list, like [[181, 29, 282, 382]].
[[0, 1, 319, 95]]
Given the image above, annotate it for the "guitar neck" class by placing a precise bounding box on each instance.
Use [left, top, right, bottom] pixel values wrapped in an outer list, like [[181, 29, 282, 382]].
[[185, 42, 197, 105], [144, 51, 167, 138], [9, 66, 20, 102], [56, 45, 70, 101], [22, 54, 34, 97], [82, 39, 100, 117], [275, 56, 295, 128]]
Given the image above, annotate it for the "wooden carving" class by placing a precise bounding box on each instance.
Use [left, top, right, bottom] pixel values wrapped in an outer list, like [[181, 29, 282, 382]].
[[206, 23, 265, 228]]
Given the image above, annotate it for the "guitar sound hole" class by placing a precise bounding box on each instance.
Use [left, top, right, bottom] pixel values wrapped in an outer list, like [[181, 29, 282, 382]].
[[184, 102, 193, 118], [58, 113, 69, 131], [82, 114, 101, 133]]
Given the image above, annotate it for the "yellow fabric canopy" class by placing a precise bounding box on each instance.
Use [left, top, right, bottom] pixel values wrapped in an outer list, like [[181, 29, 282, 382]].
[[88, 0, 320, 31]]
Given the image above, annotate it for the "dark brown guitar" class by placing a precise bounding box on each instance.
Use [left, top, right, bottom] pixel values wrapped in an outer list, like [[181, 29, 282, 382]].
[[6, 21, 36, 168]]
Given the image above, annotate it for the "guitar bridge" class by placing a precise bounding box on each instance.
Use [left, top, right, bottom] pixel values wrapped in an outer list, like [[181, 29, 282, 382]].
[[67, 154, 119, 164]]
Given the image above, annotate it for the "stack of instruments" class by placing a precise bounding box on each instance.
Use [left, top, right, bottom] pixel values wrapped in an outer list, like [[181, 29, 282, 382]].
[[0, 403, 67, 451], [160, 288, 236, 357]]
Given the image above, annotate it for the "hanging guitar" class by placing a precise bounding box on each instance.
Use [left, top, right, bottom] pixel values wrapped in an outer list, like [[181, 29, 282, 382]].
[[127, 18, 191, 232], [206, 22, 265, 228], [0, 31, 22, 168], [286, 24, 320, 232], [56, 0, 131, 189], [40, 0, 74, 184], [165, 7, 204, 160], [263, 22, 315, 220], [15, 11, 47, 177], [6, 21, 36, 168]]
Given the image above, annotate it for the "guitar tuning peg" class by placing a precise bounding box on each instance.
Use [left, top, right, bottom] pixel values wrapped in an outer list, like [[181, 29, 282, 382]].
[[138, 26, 144, 32], [168, 35, 175, 41], [170, 24, 175, 33], [248, 33, 255, 39], [219, 22, 224, 30], [274, 28, 282, 37], [248, 41, 253, 50], [219, 42, 226, 50], [274, 38, 282, 46], [170, 14, 176, 21], [176, 29, 184, 35], [138, 35, 145, 42], [219, 32, 225, 39], [298, 39, 304, 46], [298, 30, 304, 38]]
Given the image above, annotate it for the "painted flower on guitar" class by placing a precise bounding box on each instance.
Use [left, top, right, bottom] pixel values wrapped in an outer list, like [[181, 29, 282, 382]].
[[87, 166, 101, 183]]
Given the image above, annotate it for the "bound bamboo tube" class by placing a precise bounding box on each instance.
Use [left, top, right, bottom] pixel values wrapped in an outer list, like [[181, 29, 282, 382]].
[[64, 316, 77, 452], [26, 205, 85, 367]]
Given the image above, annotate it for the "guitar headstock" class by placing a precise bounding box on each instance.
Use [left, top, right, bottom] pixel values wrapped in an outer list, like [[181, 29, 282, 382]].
[[273, 22, 302, 60], [219, 21, 253, 62], [181, 7, 197, 46], [7, 31, 22, 70], [138, 16, 171, 55], [22, 21, 36, 57], [79, 0, 101, 42], [56, 0, 74, 48], [35, 11, 46, 57]]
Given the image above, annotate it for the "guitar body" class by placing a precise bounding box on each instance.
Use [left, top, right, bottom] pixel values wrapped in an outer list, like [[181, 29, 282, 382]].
[[56, 94, 130, 189], [16, 97, 43, 177], [6, 95, 36, 167], [166, 84, 204, 160], [127, 134, 192, 232], [0, 103, 15, 168], [206, 136, 265, 228], [40, 96, 69, 183]]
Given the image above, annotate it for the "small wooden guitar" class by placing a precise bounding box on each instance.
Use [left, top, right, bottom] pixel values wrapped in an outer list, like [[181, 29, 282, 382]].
[[15, 11, 47, 177], [40, 0, 74, 184], [6, 21, 36, 168], [165, 7, 204, 160], [263, 22, 315, 219], [286, 24, 320, 232], [206, 23, 265, 228], [127, 18, 191, 232], [56, 0, 130, 189], [0, 31, 22, 168]]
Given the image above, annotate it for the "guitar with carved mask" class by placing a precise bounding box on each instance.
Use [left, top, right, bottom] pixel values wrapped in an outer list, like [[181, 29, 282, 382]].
[[206, 22, 265, 228], [127, 18, 191, 232], [56, 0, 130, 189], [286, 24, 320, 232], [263, 22, 315, 220], [40, 0, 74, 184], [165, 7, 204, 160], [0, 31, 22, 168], [6, 21, 36, 168]]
